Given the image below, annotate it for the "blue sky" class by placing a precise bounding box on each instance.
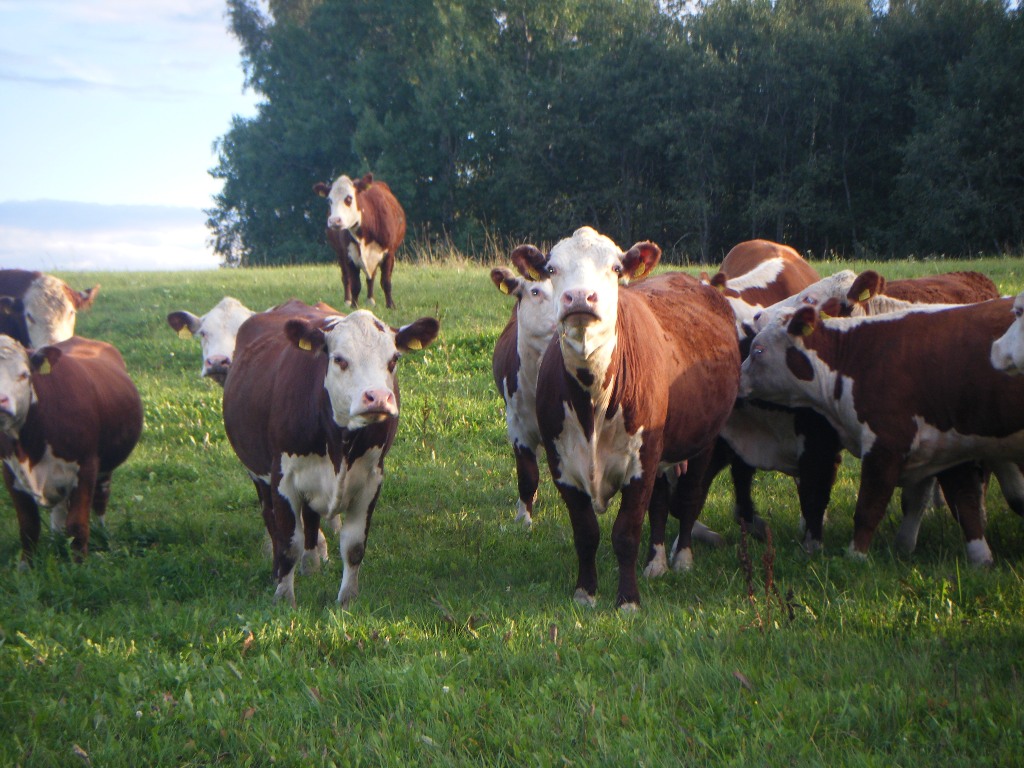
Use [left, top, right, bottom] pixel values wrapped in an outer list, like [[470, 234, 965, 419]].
[[0, 1, 259, 270]]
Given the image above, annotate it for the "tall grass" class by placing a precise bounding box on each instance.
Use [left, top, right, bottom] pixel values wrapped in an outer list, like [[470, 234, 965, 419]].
[[0, 256, 1023, 766]]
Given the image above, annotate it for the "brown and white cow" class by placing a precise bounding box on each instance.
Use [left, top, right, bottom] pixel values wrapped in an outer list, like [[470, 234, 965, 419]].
[[740, 298, 1024, 565], [491, 267, 557, 528], [167, 297, 256, 385], [313, 173, 406, 310], [0, 335, 142, 563], [512, 227, 740, 609], [0, 269, 99, 348], [991, 290, 1024, 374], [222, 307, 439, 606]]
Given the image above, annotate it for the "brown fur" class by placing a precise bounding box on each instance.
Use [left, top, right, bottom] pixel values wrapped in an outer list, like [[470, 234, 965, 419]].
[[712, 239, 820, 307]]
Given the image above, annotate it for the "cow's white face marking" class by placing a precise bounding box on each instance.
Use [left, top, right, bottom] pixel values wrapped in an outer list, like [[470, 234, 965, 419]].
[[325, 175, 361, 232], [552, 400, 644, 513], [5, 444, 81, 508], [0, 337, 34, 437], [185, 297, 254, 381], [504, 278, 557, 452], [546, 227, 624, 381], [991, 291, 1024, 374], [321, 311, 400, 429], [23, 276, 77, 348], [753, 271, 857, 331]]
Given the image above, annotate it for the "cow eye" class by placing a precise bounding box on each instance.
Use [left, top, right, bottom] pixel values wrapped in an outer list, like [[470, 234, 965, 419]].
[[344, 195, 353, 206], [1015, 306, 1023, 319], [545, 265, 557, 276], [803, 297, 818, 306], [333, 356, 349, 370], [387, 355, 398, 373], [530, 288, 540, 297], [18, 371, 29, 381], [613, 264, 623, 275], [751, 344, 764, 356], [24, 313, 34, 325]]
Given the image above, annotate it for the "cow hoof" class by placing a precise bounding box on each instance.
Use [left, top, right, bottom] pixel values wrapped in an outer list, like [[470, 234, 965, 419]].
[[643, 544, 668, 579], [16, 558, 30, 572], [801, 536, 823, 555], [618, 601, 640, 613], [671, 547, 694, 573], [367, 298, 376, 307], [300, 550, 322, 575], [337, 589, 358, 608], [273, 584, 297, 607], [325, 517, 342, 535], [573, 589, 597, 608], [734, 511, 767, 541], [514, 505, 533, 529], [966, 539, 994, 567], [845, 543, 869, 562], [691, 521, 724, 548]]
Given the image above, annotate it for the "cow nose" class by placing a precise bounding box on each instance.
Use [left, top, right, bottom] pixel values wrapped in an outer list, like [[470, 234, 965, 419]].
[[206, 355, 230, 370], [361, 389, 396, 412], [328, 216, 343, 229], [0, 395, 11, 413], [562, 289, 598, 308]]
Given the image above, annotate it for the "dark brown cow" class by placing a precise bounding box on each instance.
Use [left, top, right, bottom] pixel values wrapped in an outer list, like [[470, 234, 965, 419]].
[[0, 269, 99, 348], [313, 173, 406, 310], [0, 335, 142, 562], [846, 269, 999, 311], [741, 298, 1024, 565], [223, 305, 438, 606], [513, 227, 740, 609]]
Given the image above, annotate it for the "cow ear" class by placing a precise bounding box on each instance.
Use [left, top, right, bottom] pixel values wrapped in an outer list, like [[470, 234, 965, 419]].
[[167, 311, 201, 339], [510, 245, 549, 282], [709, 272, 728, 292], [848, 270, 884, 304], [621, 241, 661, 282], [358, 173, 374, 191], [285, 318, 326, 354], [64, 284, 98, 310], [313, 182, 331, 198], [29, 346, 62, 375], [818, 297, 845, 319], [787, 306, 819, 338], [699, 270, 711, 284], [395, 317, 440, 353], [0, 296, 23, 316], [490, 267, 522, 296]]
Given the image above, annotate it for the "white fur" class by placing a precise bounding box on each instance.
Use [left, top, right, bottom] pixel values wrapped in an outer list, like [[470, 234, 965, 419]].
[[991, 291, 1024, 374], [325, 175, 361, 231], [966, 538, 994, 566], [23, 275, 78, 348], [183, 297, 254, 380], [643, 543, 668, 578], [724, 257, 786, 292]]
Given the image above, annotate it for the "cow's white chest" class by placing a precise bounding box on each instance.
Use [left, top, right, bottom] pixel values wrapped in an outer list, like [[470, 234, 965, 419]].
[[552, 396, 644, 514], [4, 446, 80, 508], [348, 239, 388, 278], [278, 448, 384, 519], [721, 405, 803, 474]]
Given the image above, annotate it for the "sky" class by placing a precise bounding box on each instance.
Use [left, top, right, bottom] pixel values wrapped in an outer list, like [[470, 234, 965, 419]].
[[0, 0, 260, 270]]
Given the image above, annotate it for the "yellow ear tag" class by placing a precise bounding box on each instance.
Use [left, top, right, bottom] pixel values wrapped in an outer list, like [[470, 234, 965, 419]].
[[39, 359, 51, 375], [633, 263, 647, 279], [405, 338, 422, 351], [858, 289, 871, 302], [177, 327, 192, 340], [820, 311, 832, 320], [716, 282, 725, 292], [528, 267, 541, 281], [499, 282, 509, 294], [299, 339, 312, 351], [801, 324, 815, 337]]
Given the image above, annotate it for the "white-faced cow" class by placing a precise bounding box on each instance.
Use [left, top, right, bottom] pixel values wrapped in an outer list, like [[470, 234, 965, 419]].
[[0, 335, 142, 563], [740, 298, 1024, 565], [512, 227, 740, 609], [991, 290, 1024, 375], [313, 173, 406, 310], [0, 269, 99, 348], [222, 306, 439, 606], [167, 297, 256, 385]]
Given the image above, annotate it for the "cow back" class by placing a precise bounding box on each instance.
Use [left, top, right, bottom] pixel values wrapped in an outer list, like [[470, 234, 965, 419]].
[[358, 181, 406, 254], [715, 240, 820, 308], [885, 271, 999, 304]]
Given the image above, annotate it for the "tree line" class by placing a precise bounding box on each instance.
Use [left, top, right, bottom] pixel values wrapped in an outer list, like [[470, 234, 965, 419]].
[[207, 0, 1024, 266]]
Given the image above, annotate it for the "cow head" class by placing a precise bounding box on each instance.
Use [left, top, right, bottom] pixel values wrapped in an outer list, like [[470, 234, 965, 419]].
[[490, 267, 556, 348], [752, 270, 857, 332], [511, 227, 659, 364], [167, 297, 254, 385], [740, 305, 823, 405], [315, 173, 374, 234], [285, 309, 439, 429], [991, 291, 1024, 375], [0, 274, 99, 349], [0, 335, 58, 437]]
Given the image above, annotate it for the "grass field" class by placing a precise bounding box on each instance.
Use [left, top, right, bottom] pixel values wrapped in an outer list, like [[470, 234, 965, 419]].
[[2, 255, 1024, 766]]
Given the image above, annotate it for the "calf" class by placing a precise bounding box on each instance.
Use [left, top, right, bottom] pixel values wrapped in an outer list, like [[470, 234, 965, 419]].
[[167, 297, 255, 384], [0, 335, 142, 562], [991, 290, 1024, 374], [313, 173, 406, 309], [0, 269, 99, 348], [513, 227, 739, 609], [222, 307, 439, 605], [740, 299, 1024, 564]]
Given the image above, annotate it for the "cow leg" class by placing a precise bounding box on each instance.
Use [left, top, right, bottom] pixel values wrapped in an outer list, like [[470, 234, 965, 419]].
[[557, 483, 600, 606], [730, 458, 762, 540], [796, 411, 842, 553], [512, 443, 540, 528], [65, 459, 99, 560], [380, 254, 396, 309], [336, 249, 355, 307], [300, 503, 329, 575], [894, 477, 936, 555], [668, 444, 718, 574], [991, 460, 1024, 518], [612, 477, 656, 610], [336, 477, 384, 608], [253, 478, 277, 568], [4, 464, 41, 567], [364, 269, 377, 307], [849, 449, 902, 559], [937, 462, 993, 566], [91, 473, 112, 527], [271, 488, 301, 606], [349, 263, 364, 308], [643, 472, 672, 578]]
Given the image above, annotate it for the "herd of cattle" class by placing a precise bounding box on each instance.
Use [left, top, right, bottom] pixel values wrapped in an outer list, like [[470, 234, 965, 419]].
[[3, 180, 1024, 611]]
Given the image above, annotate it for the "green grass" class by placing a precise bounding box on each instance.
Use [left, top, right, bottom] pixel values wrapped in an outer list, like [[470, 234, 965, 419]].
[[2, 257, 1024, 766]]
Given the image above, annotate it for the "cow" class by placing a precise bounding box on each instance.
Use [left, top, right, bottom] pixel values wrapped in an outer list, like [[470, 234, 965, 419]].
[[740, 298, 1024, 565], [0, 269, 99, 348], [991, 290, 1024, 375], [511, 226, 740, 609], [313, 173, 406, 310], [167, 297, 255, 385], [222, 306, 439, 606], [0, 335, 142, 564]]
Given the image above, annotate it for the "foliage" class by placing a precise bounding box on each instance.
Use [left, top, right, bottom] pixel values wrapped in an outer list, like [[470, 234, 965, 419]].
[[2, 258, 1024, 765]]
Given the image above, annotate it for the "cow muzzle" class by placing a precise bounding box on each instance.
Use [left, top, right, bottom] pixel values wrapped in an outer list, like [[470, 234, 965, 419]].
[[203, 356, 231, 385], [353, 388, 398, 424], [559, 290, 600, 326]]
